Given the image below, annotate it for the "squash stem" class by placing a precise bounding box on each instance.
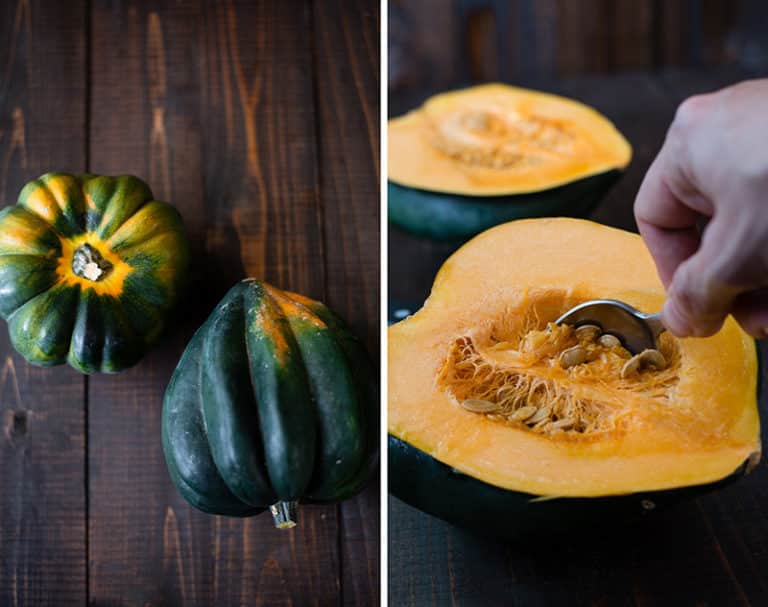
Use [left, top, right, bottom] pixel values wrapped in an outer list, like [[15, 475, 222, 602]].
[[72, 243, 113, 282], [269, 501, 298, 529]]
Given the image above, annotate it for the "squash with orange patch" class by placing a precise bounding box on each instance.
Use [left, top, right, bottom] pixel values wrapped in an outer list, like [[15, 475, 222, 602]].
[[162, 279, 378, 526], [0, 173, 189, 373], [388, 84, 631, 240], [389, 218, 760, 538]]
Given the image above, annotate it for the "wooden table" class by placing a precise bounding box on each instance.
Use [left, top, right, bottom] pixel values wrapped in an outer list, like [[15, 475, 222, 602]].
[[0, 1, 379, 605], [389, 69, 768, 606]]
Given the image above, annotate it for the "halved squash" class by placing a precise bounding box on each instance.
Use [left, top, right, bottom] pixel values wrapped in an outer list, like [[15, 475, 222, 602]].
[[388, 84, 631, 240], [388, 218, 760, 538]]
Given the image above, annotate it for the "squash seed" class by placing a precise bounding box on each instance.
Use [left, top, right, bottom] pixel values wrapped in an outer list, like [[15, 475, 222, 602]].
[[510, 405, 537, 422], [640, 348, 666, 370], [598, 333, 621, 348], [527, 406, 552, 425], [559, 345, 587, 369], [551, 418, 575, 430], [620, 355, 642, 378], [621, 348, 667, 378], [460, 398, 500, 413], [575, 324, 601, 342]]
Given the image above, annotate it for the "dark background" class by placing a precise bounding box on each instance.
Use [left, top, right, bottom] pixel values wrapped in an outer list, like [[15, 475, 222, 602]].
[[0, 0, 379, 605], [388, 1, 768, 605]]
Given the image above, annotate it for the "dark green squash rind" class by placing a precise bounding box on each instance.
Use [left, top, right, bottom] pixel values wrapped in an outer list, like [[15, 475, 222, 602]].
[[287, 314, 365, 499], [389, 434, 753, 542], [0, 255, 60, 318], [8, 283, 80, 366], [162, 280, 379, 518], [293, 300, 380, 502], [162, 323, 264, 517], [200, 285, 277, 506], [242, 282, 317, 501], [388, 170, 622, 241], [0, 173, 190, 373]]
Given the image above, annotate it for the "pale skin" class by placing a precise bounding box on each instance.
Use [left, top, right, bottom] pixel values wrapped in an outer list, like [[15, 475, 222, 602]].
[[635, 79, 768, 339]]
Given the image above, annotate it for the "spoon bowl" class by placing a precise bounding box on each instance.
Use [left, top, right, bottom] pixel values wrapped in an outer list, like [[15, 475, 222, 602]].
[[555, 299, 666, 354]]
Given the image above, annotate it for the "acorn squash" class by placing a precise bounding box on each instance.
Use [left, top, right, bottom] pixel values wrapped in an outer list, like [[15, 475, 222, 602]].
[[388, 84, 631, 240], [0, 173, 189, 373], [162, 279, 378, 527], [388, 218, 760, 538]]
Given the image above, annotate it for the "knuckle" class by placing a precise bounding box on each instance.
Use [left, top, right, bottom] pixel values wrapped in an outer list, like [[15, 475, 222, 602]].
[[671, 94, 712, 132]]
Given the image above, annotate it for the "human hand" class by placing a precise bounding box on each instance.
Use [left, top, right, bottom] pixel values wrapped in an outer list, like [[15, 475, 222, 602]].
[[634, 79, 768, 339]]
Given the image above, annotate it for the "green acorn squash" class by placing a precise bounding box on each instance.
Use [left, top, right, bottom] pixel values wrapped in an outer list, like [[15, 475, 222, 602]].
[[0, 172, 189, 373], [388, 218, 760, 539], [388, 84, 631, 240], [162, 279, 378, 527]]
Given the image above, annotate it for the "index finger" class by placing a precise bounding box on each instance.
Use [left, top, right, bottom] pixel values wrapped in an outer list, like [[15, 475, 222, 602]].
[[634, 146, 702, 288]]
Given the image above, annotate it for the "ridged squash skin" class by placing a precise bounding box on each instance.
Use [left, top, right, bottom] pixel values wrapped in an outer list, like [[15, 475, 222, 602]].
[[162, 279, 378, 525], [389, 171, 621, 241], [389, 435, 753, 542], [0, 173, 189, 373]]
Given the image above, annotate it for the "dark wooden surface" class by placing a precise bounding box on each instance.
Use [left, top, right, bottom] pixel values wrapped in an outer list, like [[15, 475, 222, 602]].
[[388, 68, 768, 606], [0, 1, 380, 605], [389, 0, 768, 90]]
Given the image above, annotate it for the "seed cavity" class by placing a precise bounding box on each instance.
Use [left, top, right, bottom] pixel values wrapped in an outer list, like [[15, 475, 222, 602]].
[[429, 108, 574, 170], [439, 304, 680, 439]]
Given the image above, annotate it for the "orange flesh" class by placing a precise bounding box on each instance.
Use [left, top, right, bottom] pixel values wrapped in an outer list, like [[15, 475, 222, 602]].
[[388, 84, 631, 196], [388, 219, 760, 496]]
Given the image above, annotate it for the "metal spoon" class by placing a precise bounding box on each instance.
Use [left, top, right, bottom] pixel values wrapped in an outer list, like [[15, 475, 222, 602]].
[[555, 299, 666, 354]]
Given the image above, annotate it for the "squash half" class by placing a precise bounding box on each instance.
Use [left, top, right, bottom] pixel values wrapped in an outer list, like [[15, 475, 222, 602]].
[[388, 84, 631, 240], [389, 218, 760, 538]]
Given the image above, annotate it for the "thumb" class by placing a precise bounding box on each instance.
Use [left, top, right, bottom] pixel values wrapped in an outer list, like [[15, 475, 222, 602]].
[[662, 218, 741, 337]]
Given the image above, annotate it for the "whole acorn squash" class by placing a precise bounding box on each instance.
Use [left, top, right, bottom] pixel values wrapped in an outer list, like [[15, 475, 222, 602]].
[[388, 84, 632, 240], [0, 173, 189, 373], [162, 279, 378, 527], [389, 218, 761, 539]]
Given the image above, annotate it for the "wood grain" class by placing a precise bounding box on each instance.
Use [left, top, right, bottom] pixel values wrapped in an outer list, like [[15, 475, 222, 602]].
[[389, 0, 762, 97], [0, 1, 88, 605], [312, 0, 381, 604], [85, 1, 340, 605], [1, 0, 379, 605], [387, 68, 768, 607]]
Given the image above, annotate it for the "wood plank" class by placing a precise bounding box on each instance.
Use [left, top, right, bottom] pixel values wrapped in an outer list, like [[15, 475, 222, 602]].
[[312, 0, 380, 604], [0, 0, 87, 604], [389, 0, 459, 92], [555, 0, 610, 75], [611, 0, 654, 69], [87, 1, 339, 604], [655, 0, 689, 67]]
